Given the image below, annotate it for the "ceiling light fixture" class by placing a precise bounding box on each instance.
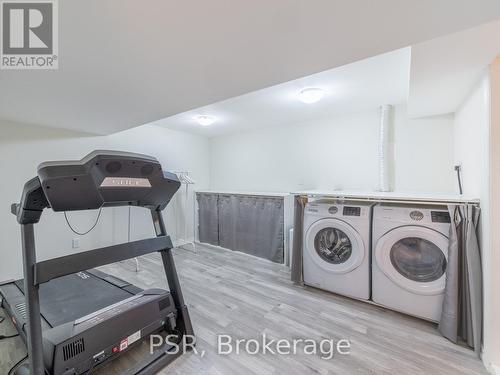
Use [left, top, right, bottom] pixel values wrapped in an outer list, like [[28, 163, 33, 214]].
[[196, 115, 216, 126], [298, 88, 325, 104]]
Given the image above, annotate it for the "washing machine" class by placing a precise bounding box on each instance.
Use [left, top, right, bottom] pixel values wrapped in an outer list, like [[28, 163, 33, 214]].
[[372, 204, 451, 321], [303, 200, 372, 300]]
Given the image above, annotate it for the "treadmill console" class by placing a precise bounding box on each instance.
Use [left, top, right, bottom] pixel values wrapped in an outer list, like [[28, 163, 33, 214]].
[[13, 150, 181, 224], [38, 150, 180, 212]]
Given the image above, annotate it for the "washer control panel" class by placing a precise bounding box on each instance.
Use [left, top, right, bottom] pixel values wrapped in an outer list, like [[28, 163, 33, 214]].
[[409, 210, 424, 221], [343, 206, 361, 217], [306, 202, 370, 217], [328, 206, 338, 214]]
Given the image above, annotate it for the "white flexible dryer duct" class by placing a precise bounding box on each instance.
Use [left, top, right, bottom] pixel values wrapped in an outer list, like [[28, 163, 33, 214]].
[[378, 105, 395, 192]]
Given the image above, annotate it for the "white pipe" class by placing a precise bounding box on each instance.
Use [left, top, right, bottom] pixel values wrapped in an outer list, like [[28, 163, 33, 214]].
[[379, 105, 394, 192]]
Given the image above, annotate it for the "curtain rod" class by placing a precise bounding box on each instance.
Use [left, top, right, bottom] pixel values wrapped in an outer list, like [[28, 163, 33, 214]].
[[195, 191, 479, 206], [302, 194, 480, 206], [196, 192, 288, 198]]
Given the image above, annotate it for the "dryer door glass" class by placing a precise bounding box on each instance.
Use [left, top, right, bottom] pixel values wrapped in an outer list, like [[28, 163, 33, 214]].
[[390, 237, 446, 282], [314, 227, 352, 264]]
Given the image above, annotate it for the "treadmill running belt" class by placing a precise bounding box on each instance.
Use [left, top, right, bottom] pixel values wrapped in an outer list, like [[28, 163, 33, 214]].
[[15, 271, 134, 327]]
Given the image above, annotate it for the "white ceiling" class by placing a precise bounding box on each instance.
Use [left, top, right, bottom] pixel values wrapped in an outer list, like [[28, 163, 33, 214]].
[[154, 48, 411, 137], [1, 1, 499, 135], [408, 19, 500, 117]]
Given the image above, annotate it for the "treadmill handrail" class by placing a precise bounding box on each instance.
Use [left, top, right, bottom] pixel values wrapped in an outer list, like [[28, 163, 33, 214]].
[[34, 236, 173, 285]]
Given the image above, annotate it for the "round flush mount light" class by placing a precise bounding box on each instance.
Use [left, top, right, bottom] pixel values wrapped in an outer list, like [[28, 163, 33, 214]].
[[298, 88, 325, 104], [195, 115, 216, 126]]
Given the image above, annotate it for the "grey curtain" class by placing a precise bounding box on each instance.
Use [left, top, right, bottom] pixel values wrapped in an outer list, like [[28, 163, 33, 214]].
[[218, 194, 236, 250], [291, 195, 308, 284], [219, 195, 284, 263], [439, 204, 482, 355], [197, 193, 219, 246]]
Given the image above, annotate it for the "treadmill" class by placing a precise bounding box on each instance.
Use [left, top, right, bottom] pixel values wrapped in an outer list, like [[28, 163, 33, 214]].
[[0, 150, 194, 375]]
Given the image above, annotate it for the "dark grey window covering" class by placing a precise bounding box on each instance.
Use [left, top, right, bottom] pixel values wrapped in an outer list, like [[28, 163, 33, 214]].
[[197, 193, 285, 263], [219, 195, 284, 263], [218, 194, 236, 250], [197, 193, 219, 246], [291, 195, 308, 284], [439, 204, 482, 355]]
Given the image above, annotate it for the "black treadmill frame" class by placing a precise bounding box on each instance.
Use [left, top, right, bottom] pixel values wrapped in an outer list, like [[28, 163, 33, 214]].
[[8, 151, 194, 375]]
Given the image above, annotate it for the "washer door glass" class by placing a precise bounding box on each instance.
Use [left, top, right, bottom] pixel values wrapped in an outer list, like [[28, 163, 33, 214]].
[[305, 218, 365, 274], [314, 227, 352, 264], [390, 237, 447, 282]]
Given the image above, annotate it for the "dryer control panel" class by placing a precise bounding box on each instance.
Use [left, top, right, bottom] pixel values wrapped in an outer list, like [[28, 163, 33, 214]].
[[373, 204, 450, 226], [431, 211, 451, 223]]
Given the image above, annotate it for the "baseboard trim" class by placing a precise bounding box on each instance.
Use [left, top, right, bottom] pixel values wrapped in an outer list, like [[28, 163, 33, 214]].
[[193, 241, 287, 266], [482, 349, 500, 374]]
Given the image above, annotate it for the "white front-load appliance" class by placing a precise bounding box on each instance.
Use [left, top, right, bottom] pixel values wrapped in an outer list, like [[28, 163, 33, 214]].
[[303, 201, 372, 300], [372, 204, 451, 321]]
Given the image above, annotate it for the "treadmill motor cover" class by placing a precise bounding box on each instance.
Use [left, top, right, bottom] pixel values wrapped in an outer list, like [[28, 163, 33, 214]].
[[1, 271, 177, 375]]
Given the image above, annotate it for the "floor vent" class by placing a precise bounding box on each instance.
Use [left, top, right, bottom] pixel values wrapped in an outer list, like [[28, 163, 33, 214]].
[[15, 303, 27, 320], [63, 338, 85, 361]]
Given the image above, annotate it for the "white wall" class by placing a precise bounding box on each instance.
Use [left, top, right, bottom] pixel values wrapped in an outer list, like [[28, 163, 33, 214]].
[[487, 56, 500, 374], [454, 75, 491, 198], [0, 104, 458, 283], [210, 105, 455, 193], [453, 73, 494, 370], [0, 122, 210, 281], [394, 108, 456, 192]]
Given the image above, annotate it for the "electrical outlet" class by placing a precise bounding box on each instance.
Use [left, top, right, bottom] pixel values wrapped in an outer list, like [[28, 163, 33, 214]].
[[72, 238, 80, 249]]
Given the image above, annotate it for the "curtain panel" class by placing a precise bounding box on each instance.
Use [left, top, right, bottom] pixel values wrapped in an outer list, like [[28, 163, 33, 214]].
[[439, 204, 482, 355]]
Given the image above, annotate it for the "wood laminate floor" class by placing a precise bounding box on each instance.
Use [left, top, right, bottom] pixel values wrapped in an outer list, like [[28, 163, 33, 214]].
[[0, 245, 487, 374]]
